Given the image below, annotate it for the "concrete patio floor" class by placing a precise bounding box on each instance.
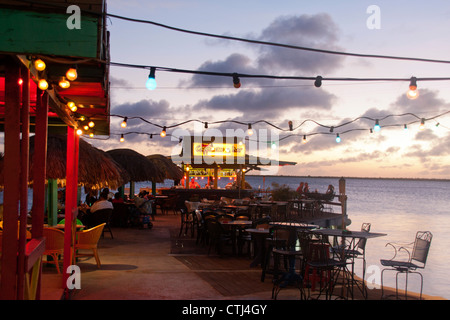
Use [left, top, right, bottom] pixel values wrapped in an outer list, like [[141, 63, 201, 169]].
[[40, 213, 444, 301]]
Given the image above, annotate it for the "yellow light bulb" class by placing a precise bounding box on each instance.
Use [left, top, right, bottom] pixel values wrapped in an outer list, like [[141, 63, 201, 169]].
[[38, 79, 48, 90], [34, 59, 46, 71], [76, 128, 83, 135], [59, 78, 70, 89], [88, 120, 95, 128], [66, 68, 78, 81], [407, 89, 419, 100], [67, 101, 77, 112], [89, 132, 94, 138], [83, 125, 89, 131], [120, 135, 125, 142]]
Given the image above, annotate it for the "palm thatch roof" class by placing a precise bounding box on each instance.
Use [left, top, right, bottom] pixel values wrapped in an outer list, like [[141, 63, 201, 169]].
[[106, 148, 165, 183], [146, 154, 184, 181], [0, 135, 130, 190]]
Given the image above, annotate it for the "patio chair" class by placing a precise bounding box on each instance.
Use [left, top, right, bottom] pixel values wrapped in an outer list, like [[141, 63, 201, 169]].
[[380, 231, 432, 300], [178, 208, 195, 237], [332, 222, 371, 297], [42, 227, 65, 274], [74, 223, 105, 268], [206, 219, 231, 256], [304, 234, 348, 300]]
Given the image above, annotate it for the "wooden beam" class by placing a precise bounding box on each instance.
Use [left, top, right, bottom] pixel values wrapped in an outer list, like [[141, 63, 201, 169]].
[[17, 65, 30, 300], [0, 57, 21, 300]]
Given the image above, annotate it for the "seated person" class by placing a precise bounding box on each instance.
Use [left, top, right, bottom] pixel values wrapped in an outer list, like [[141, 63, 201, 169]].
[[112, 192, 124, 204], [90, 188, 114, 213]]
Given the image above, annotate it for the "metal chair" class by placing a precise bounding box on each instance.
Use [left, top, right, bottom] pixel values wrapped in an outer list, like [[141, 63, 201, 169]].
[[380, 231, 432, 300]]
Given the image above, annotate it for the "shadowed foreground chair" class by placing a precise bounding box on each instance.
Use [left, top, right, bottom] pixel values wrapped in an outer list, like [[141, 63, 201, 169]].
[[74, 223, 105, 268], [380, 231, 432, 300], [43, 227, 65, 274]]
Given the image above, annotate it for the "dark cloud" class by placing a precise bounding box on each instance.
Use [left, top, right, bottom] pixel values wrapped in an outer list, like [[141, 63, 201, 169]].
[[256, 14, 344, 73], [193, 86, 336, 119], [112, 99, 171, 118]]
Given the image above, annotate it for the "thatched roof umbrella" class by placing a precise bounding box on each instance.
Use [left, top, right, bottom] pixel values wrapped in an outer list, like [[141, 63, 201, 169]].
[[106, 148, 164, 183], [146, 154, 184, 181], [35, 135, 130, 190]]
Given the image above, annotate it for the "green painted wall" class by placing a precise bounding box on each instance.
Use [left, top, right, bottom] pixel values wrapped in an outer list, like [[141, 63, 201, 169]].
[[0, 8, 99, 58]]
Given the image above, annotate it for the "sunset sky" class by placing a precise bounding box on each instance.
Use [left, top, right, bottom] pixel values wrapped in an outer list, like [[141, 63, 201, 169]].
[[89, 0, 450, 179]]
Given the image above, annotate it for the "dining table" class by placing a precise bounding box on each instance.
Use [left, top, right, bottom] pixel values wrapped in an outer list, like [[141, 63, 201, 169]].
[[244, 227, 271, 267], [220, 220, 253, 255], [311, 228, 387, 299]]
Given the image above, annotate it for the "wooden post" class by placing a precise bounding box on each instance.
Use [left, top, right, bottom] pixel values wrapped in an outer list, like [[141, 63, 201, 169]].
[[213, 167, 218, 189], [63, 127, 79, 296], [31, 88, 49, 300], [17, 65, 30, 300], [0, 59, 21, 300], [339, 177, 347, 229]]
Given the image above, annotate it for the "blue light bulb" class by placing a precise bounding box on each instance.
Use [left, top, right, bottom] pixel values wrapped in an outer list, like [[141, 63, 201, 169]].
[[336, 134, 341, 143], [146, 77, 157, 90]]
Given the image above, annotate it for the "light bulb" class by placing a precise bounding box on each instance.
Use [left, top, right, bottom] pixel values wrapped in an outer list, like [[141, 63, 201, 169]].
[[314, 76, 322, 88], [120, 134, 125, 142], [88, 120, 95, 128], [373, 120, 381, 132], [407, 89, 419, 100], [335, 134, 341, 143], [160, 126, 167, 137], [83, 125, 89, 131], [232, 73, 241, 88], [146, 67, 157, 90], [247, 124, 253, 136], [59, 77, 70, 89], [419, 118, 425, 130], [38, 79, 48, 90], [67, 101, 77, 112], [302, 135, 307, 144], [66, 68, 77, 81], [121, 117, 128, 128], [76, 128, 83, 135], [34, 59, 46, 71], [89, 132, 94, 138], [18, 78, 23, 86]]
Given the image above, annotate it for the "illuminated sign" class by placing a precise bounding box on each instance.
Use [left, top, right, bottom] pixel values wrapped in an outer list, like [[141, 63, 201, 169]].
[[192, 142, 245, 158]]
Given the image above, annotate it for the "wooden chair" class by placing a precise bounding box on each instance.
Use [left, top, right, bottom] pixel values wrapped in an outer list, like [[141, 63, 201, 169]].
[[74, 223, 105, 268], [43, 227, 65, 274]]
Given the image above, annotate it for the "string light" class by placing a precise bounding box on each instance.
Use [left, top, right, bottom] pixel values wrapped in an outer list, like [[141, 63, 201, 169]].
[[232, 73, 241, 88], [76, 128, 83, 135], [146, 67, 157, 90], [335, 133, 341, 143], [59, 77, 70, 89], [302, 135, 307, 144], [288, 120, 293, 131], [34, 59, 46, 71], [404, 124, 408, 131], [121, 117, 128, 128], [247, 124, 253, 136], [160, 126, 167, 137], [373, 119, 381, 132], [419, 118, 425, 130], [18, 78, 23, 86], [314, 76, 322, 88], [407, 76, 419, 100], [88, 119, 95, 128], [66, 67, 78, 81], [38, 79, 48, 90], [120, 134, 125, 142], [67, 101, 77, 112]]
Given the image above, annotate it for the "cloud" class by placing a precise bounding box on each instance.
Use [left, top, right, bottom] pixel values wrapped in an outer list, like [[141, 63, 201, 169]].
[[193, 86, 336, 119], [256, 14, 344, 74], [391, 88, 450, 115]]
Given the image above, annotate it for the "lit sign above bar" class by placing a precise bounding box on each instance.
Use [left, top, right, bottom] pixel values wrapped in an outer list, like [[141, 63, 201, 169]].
[[192, 142, 245, 158]]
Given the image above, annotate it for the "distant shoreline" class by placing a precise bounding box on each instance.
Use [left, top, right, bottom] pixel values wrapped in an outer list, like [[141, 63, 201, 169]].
[[245, 174, 450, 182]]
